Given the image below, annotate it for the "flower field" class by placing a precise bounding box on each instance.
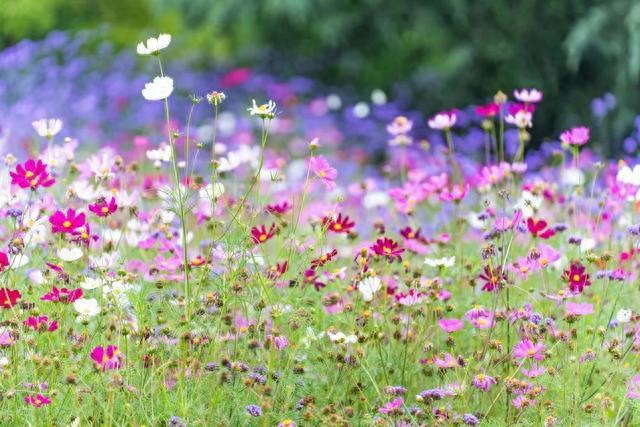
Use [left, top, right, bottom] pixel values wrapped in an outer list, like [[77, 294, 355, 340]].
[[2, 33, 640, 426]]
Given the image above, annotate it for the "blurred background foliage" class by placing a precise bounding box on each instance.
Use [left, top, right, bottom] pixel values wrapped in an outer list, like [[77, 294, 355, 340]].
[[2, 0, 640, 153]]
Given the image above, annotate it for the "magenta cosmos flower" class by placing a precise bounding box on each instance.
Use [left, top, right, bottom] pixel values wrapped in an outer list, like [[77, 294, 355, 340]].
[[91, 345, 124, 371], [563, 262, 591, 293], [0, 252, 8, 272], [24, 316, 58, 332], [88, 197, 118, 217], [439, 183, 470, 202], [378, 397, 404, 415], [10, 159, 55, 190], [513, 339, 545, 361], [40, 286, 83, 304], [24, 394, 51, 408], [438, 318, 464, 333], [560, 126, 589, 146], [370, 237, 404, 262], [49, 209, 86, 234], [473, 373, 497, 392], [309, 156, 337, 190]]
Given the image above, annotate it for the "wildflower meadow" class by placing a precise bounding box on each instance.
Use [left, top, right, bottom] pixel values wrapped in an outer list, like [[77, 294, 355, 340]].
[[2, 32, 640, 427]]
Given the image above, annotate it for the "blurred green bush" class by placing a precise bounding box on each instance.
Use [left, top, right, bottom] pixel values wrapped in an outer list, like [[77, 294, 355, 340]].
[[1, 0, 639, 152]]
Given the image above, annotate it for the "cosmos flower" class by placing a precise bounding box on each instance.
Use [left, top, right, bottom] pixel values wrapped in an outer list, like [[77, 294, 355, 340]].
[[476, 102, 500, 117], [370, 237, 404, 262], [513, 339, 545, 360], [560, 126, 589, 146], [0, 252, 8, 272], [478, 265, 507, 292], [91, 345, 124, 371], [142, 76, 174, 101], [0, 288, 21, 309], [24, 394, 51, 408], [526, 218, 555, 239], [513, 88, 543, 103], [323, 213, 355, 233], [472, 373, 497, 391], [73, 298, 100, 321], [563, 262, 591, 293], [31, 118, 62, 138], [387, 116, 413, 135], [89, 197, 118, 217], [49, 209, 86, 234], [438, 318, 464, 333], [428, 110, 457, 130], [309, 156, 338, 190], [10, 159, 55, 190], [425, 256, 455, 268], [251, 223, 277, 244], [565, 302, 593, 317], [378, 397, 404, 415], [136, 34, 171, 55], [24, 316, 58, 332], [357, 276, 382, 302], [58, 247, 83, 262], [248, 99, 276, 119], [41, 287, 83, 304]]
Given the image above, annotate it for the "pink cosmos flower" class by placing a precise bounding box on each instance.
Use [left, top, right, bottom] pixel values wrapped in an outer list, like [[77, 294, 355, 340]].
[[309, 156, 337, 190], [0, 331, 16, 347], [91, 345, 124, 371], [565, 302, 593, 316], [522, 363, 546, 378], [88, 197, 118, 217], [24, 394, 51, 408], [438, 318, 464, 333], [439, 183, 470, 202], [513, 339, 545, 361], [40, 286, 83, 304], [273, 335, 288, 350], [473, 373, 497, 392], [378, 397, 404, 415], [387, 116, 413, 135], [395, 289, 424, 306], [626, 375, 640, 399], [49, 209, 86, 234], [433, 353, 458, 369], [24, 316, 58, 332], [560, 126, 589, 146], [465, 306, 495, 329], [10, 159, 55, 190]]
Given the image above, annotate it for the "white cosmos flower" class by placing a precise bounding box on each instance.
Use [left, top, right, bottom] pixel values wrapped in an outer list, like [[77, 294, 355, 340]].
[[89, 253, 119, 269], [617, 164, 640, 186], [136, 34, 171, 55], [514, 190, 543, 218], [363, 191, 389, 209], [247, 99, 276, 119], [616, 309, 632, 324], [146, 144, 172, 167], [9, 254, 29, 269], [80, 277, 104, 290], [28, 270, 45, 285], [327, 330, 357, 344], [142, 76, 174, 101], [424, 256, 456, 268], [32, 118, 62, 138], [357, 276, 382, 302], [73, 298, 100, 320], [58, 247, 83, 262]]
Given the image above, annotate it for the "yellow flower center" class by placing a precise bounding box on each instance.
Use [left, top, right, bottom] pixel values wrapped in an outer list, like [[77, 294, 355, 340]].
[[62, 220, 72, 228], [572, 274, 581, 282], [25, 171, 34, 178], [30, 179, 38, 187], [259, 234, 267, 242], [101, 206, 109, 213]]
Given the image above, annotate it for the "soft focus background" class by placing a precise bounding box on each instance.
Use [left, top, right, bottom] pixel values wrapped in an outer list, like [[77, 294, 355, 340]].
[[2, 0, 640, 155]]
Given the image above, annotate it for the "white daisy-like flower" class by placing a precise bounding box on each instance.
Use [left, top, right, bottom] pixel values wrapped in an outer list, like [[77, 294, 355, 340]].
[[9, 254, 29, 269], [58, 247, 83, 262], [424, 256, 456, 268], [28, 270, 45, 285], [357, 276, 382, 302], [136, 34, 171, 55], [142, 76, 174, 101], [327, 330, 357, 344], [80, 277, 104, 290], [73, 298, 100, 320], [616, 309, 632, 324], [617, 164, 640, 186], [247, 99, 276, 119], [32, 118, 62, 138]]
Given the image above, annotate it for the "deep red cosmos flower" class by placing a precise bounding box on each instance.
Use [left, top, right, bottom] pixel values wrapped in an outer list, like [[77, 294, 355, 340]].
[[400, 227, 427, 243], [526, 218, 555, 239], [251, 223, 277, 244], [0, 252, 8, 272], [311, 249, 338, 269], [24, 316, 58, 332], [266, 201, 292, 216], [304, 268, 326, 291], [10, 159, 55, 190], [479, 265, 507, 292], [49, 209, 86, 234], [190, 255, 208, 267], [91, 345, 124, 371], [40, 286, 83, 303], [88, 197, 118, 217], [0, 288, 21, 309], [370, 238, 405, 262], [323, 213, 355, 234], [267, 261, 288, 279], [563, 262, 591, 293]]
